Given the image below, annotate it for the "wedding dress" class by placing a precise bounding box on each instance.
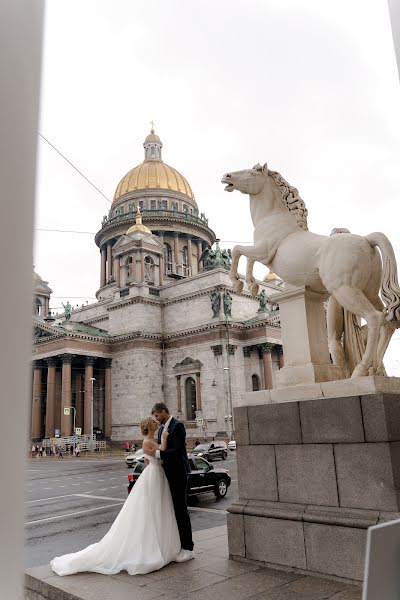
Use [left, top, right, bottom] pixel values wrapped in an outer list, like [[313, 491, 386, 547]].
[[50, 456, 181, 576]]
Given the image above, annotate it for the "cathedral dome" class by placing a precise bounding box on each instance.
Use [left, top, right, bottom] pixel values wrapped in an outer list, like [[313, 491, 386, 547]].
[[113, 128, 195, 204]]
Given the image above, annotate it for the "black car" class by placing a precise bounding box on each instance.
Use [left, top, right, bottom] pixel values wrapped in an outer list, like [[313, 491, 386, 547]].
[[127, 454, 231, 499], [191, 441, 228, 461]]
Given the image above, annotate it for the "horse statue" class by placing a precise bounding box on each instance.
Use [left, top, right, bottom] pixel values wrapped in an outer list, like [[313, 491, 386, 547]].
[[221, 163, 400, 378]]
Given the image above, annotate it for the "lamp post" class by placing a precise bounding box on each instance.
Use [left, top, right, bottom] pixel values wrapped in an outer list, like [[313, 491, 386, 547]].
[[90, 377, 96, 452]]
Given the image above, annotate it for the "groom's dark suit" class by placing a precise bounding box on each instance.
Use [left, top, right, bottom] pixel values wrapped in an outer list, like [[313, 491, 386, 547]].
[[158, 417, 193, 551]]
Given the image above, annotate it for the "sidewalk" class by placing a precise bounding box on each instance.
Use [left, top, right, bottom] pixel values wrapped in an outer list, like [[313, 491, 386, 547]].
[[25, 525, 362, 600]]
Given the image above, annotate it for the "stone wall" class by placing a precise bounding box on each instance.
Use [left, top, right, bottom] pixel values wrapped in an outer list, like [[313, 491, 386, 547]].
[[228, 389, 400, 581]]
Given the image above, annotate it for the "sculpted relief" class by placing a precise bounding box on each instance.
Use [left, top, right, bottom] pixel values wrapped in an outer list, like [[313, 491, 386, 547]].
[[222, 163, 400, 379]]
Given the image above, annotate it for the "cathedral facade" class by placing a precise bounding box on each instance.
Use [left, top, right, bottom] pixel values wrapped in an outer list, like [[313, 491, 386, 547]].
[[32, 130, 283, 443]]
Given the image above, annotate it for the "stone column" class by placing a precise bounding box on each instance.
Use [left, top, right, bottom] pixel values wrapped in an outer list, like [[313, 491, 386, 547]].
[[107, 242, 112, 282], [114, 256, 120, 287], [258, 343, 274, 390], [187, 236, 193, 275], [84, 356, 96, 435], [131, 252, 137, 283], [197, 240, 203, 271], [140, 251, 145, 282], [104, 359, 112, 438], [173, 232, 179, 271], [176, 375, 182, 413], [100, 246, 106, 288], [159, 254, 164, 286], [45, 357, 57, 438], [276, 345, 284, 369], [195, 372, 202, 410], [31, 361, 42, 440], [75, 371, 83, 430], [60, 354, 74, 436]]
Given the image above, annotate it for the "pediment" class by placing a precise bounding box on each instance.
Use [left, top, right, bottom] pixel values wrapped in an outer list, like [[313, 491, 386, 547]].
[[33, 324, 57, 340], [174, 356, 203, 370]]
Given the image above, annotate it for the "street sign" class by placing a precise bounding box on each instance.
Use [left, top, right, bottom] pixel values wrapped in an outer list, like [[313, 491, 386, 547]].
[[196, 417, 204, 427], [63, 407, 70, 416], [75, 427, 82, 435]]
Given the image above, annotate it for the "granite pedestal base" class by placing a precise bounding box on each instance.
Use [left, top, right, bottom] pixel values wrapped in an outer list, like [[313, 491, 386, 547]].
[[228, 381, 400, 581]]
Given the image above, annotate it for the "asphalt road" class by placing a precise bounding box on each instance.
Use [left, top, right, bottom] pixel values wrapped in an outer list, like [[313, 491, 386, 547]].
[[25, 451, 238, 568]]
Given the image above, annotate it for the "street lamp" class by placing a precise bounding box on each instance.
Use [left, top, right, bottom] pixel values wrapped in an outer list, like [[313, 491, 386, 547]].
[[90, 377, 96, 452]]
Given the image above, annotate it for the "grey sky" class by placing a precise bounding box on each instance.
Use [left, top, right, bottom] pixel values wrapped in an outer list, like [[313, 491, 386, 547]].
[[34, 0, 400, 373]]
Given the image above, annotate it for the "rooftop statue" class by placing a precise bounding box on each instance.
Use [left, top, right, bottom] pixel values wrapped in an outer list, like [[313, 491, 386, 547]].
[[222, 163, 400, 378], [62, 301, 72, 321], [200, 240, 232, 271]]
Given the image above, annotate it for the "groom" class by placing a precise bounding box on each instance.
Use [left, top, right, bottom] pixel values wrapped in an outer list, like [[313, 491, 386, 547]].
[[146, 402, 194, 563]]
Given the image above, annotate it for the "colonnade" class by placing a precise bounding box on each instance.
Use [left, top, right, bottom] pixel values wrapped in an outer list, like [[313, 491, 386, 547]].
[[31, 355, 112, 441]]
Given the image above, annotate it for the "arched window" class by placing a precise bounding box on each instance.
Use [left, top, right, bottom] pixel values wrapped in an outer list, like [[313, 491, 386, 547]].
[[144, 255, 155, 284], [164, 243, 172, 274], [185, 377, 197, 420], [252, 374, 260, 391], [34, 298, 42, 316], [125, 256, 133, 283]]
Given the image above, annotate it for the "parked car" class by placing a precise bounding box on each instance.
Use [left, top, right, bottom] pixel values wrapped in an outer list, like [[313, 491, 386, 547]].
[[228, 440, 236, 451], [191, 441, 227, 461], [127, 454, 231, 499], [125, 448, 144, 467]]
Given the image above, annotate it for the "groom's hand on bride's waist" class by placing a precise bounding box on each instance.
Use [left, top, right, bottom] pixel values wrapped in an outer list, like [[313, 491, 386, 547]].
[[144, 448, 156, 457]]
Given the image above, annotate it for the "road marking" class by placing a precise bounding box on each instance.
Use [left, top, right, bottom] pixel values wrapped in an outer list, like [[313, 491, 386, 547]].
[[189, 506, 228, 514], [58, 485, 66, 488], [43, 487, 52, 490], [98, 488, 108, 491], [71, 483, 80, 486], [25, 502, 124, 525], [26, 494, 77, 504], [75, 494, 125, 502]]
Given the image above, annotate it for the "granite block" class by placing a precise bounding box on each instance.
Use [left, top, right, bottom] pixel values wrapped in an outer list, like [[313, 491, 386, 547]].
[[334, 443, 398, 511], [249, 575, 347, 599], [304, 522, 366, 581], [248, 402, 302, 445], [237, 445, 278, 501], [275, 444, 338, 506], [227, 513, 245, 557], [244, 514, 307, 569], [300, 396, 364, 443], [234, 406, 249, 446], [361, 393, 400, 442], [243, 499, 306, 521]]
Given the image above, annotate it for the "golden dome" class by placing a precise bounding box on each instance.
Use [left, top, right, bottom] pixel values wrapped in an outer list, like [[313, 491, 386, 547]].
[[33, 270, 42, 281], [113, 128, 195, 204], [114, 160, 195, 203], [126, 207, 152, 236], [263, 271, 282, 282]]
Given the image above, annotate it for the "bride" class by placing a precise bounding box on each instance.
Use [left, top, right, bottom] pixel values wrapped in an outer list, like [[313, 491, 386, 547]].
[[50, 417, 181, 576]]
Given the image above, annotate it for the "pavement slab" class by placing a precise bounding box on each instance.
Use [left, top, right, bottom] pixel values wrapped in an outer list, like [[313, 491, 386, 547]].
[[25, 525, 362, 600]]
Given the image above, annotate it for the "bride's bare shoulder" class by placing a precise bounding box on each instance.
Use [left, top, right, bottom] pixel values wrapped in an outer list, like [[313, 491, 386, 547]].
[[142, 439, 158, 450]]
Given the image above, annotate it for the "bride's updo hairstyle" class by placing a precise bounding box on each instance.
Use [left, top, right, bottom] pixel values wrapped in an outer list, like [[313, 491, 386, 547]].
[[140, 417, 155, 436]]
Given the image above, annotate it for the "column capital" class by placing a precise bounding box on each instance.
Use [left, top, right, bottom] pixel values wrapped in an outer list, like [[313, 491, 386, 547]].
[[60, 354, 75, 364], [104, 358, 112, 369], [210, 344, 223, 356], [275, 344, 284, 355], [46, 357, 58, 368], [227, 344, 237, 356], [176, 373, 181, 380], [257, 342, 275, 357], [173, 231, 180, 238], [242, 346, 252, 358], [85, 356, 96, 366], [33, 359, 44, 369]]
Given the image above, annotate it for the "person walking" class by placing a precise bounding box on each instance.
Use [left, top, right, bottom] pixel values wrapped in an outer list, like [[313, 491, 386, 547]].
[[75, 443, 80, 458]]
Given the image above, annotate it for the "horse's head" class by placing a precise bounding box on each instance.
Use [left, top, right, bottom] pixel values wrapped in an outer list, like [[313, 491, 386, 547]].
[[222, 163, 268, 195]]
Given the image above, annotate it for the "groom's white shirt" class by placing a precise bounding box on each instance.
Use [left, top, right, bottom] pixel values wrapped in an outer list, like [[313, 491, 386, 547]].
[[156, 415, 173, 459]]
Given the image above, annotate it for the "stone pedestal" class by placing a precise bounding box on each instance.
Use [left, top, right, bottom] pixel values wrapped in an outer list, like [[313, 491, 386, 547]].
[[273, 286, 341, 387], [228, 377, 400, 581]]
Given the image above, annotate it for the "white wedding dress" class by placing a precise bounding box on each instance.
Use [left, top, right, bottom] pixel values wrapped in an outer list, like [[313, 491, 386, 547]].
[[50, 456, 181, 576]]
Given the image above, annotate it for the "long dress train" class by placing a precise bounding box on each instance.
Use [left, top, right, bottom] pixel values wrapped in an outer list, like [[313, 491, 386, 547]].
[[50, 456, 180, 576]]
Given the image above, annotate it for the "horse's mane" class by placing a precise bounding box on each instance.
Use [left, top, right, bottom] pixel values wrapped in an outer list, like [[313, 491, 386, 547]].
[[267, 170, 308, 231]]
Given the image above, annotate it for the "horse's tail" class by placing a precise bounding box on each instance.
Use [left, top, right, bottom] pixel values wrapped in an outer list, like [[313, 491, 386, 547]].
[[366, 232, 400, 322]]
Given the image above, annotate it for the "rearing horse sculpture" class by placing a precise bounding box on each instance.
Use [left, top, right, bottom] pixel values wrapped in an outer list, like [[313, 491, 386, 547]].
[[222, 163, 400, 378]]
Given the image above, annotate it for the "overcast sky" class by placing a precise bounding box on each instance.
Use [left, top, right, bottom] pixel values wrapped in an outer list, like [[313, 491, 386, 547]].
[[34, 0, 400, 373]]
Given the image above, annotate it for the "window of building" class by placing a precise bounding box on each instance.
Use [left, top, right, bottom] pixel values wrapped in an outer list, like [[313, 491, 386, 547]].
[[144, 255, 155, 284], [183, 203, 188, 213], [164, 243, 173, 274], [125, 256, 133, 282], [128, 203, 133, 213], [150, 199, 157, 210], [34, 298, 42, 316], [159, 199, 167, 211], [185, 377, 197, 420], [120, 205, 124, 215], [139, 201, 144, 210], [252, 374, 260, 391]]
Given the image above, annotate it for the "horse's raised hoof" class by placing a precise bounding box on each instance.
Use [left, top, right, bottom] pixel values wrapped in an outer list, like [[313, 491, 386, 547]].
[[351, 363, 369, 378], [232, 279, 243, 294], [249, 281, 259, 297]]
